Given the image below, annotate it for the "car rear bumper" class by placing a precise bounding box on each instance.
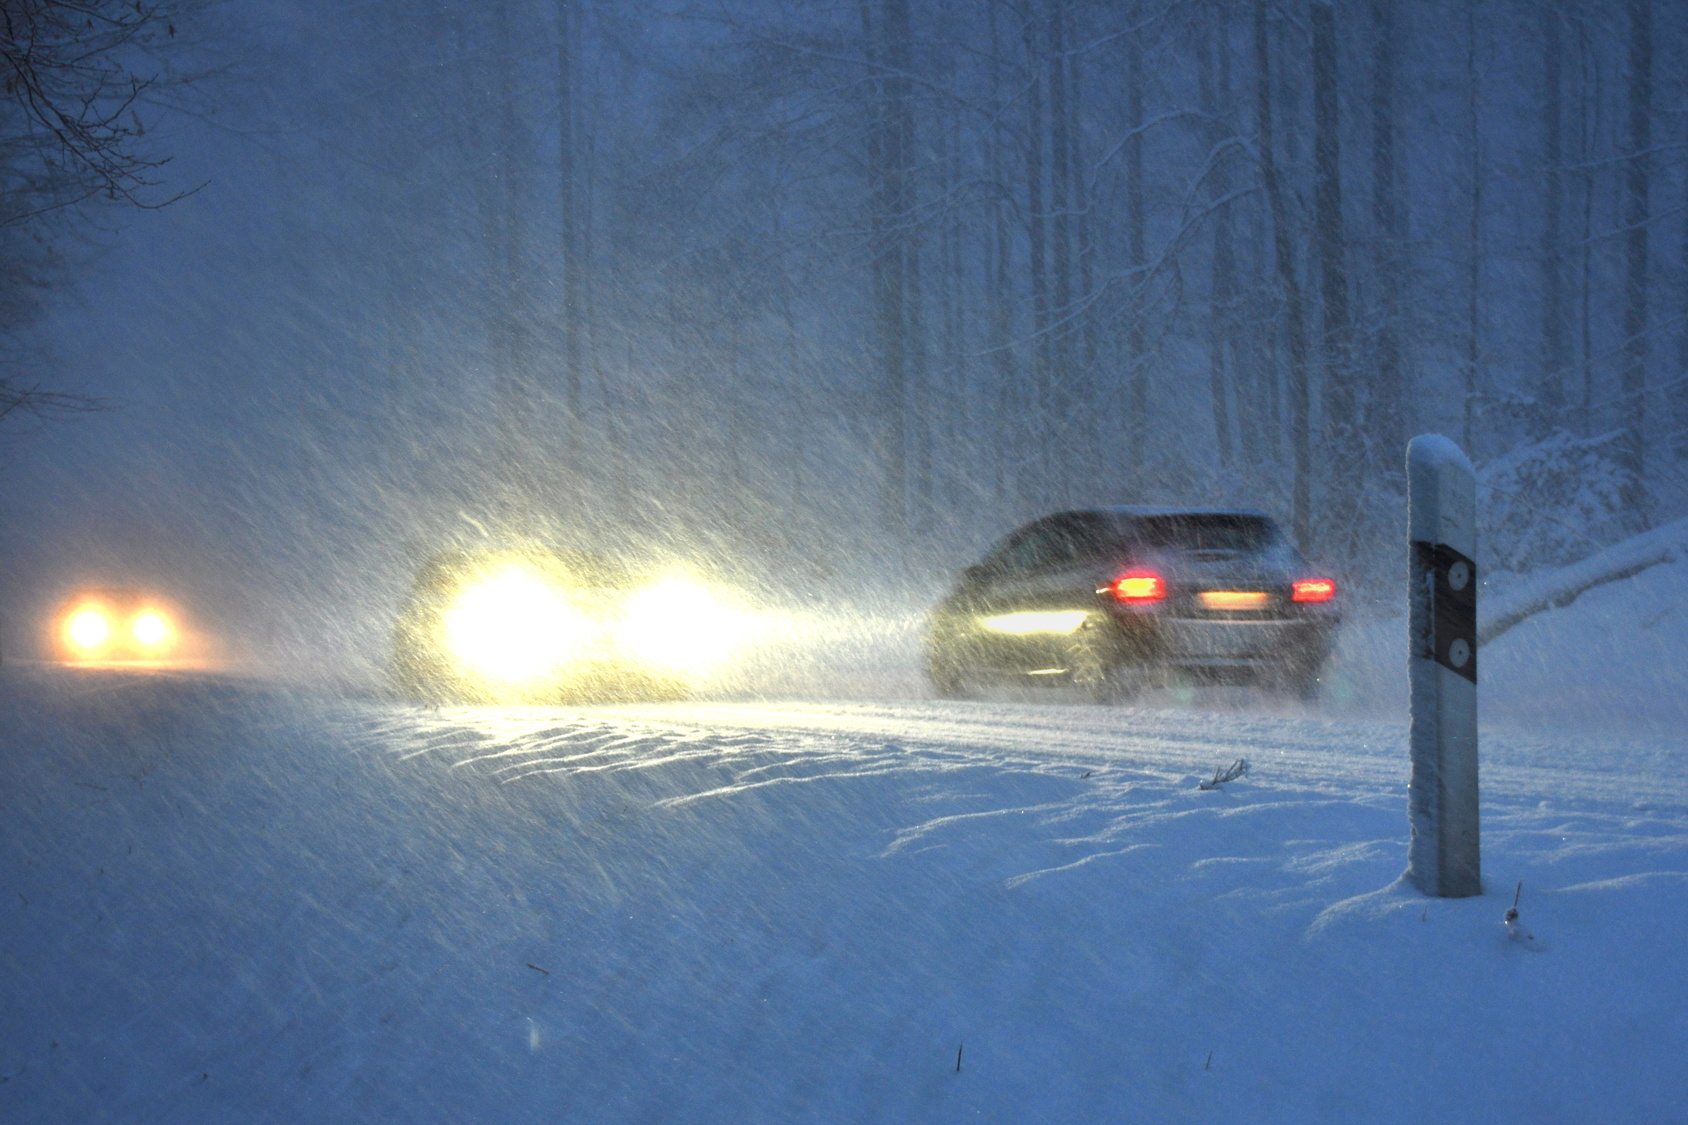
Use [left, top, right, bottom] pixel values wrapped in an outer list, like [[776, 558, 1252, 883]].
[[1147, 614, 1335, 673]]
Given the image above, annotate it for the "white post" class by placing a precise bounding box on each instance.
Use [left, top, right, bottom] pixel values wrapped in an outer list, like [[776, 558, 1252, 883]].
[[1406, 434, 1481, 897]]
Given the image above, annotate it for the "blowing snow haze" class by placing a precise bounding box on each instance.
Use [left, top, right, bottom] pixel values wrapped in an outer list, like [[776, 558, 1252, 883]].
[[3, 2, 1688, 1119], [3, 0, 1687, 678]]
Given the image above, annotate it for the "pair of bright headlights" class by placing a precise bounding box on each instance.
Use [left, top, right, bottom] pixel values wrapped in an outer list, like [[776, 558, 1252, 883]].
[[61, 604, 177, 656], [440, 566, 746, 686]]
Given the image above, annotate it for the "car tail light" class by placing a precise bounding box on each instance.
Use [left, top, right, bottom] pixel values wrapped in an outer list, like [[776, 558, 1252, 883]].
[[1291, 578, 1336, 604], [1107, 567, 1167, 604]]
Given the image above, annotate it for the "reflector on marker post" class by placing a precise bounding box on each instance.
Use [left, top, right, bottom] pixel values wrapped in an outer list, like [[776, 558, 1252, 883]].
[[1406, 434, 1482, 898]]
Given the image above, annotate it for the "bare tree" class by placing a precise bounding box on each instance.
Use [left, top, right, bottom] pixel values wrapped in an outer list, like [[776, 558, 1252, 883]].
[[0, 380, 97, 422], [0, 0, 188, 223], [0, 0, 196, 424]]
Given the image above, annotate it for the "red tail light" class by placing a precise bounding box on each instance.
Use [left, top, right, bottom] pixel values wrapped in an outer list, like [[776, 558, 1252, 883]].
[[1291, 578, 1337, 604], [1108, 567, 1167, 604]]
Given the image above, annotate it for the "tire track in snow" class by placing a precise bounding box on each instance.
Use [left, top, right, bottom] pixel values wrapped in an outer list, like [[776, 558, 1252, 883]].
[[454, 697, 1687, 811], [336, 688, 1688, 907], [343, 691, 1687, 897]]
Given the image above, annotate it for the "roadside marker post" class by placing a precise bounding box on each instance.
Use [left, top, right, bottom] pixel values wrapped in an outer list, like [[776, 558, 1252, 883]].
[[1406, 435, 1482, 897]]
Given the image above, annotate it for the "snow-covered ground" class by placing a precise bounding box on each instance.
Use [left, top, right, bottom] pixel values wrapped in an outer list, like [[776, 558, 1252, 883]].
[[3, 561, 1686, 1121]]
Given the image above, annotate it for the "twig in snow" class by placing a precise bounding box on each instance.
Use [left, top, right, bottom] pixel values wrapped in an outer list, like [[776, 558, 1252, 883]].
[[1198, 759, 1249, 790], [526, 963, 550, 975], [1204, 1050, 1213, 1071], [955, 1043, 963, 1073], [1504, 881, 1543, 949]]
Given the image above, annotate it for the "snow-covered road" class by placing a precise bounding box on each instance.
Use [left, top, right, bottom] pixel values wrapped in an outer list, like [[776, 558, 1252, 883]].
[[351, 693, 1686, 814], [4, 615, 1685, 1122]]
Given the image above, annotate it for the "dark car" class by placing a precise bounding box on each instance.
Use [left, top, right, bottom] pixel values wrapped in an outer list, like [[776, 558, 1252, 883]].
[[392, 545, 757, 703], [924, 508, 1340, 701]]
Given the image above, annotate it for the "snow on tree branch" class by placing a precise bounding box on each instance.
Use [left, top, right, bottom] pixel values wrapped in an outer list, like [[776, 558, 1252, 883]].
[[1480, 518, 1688, 646]]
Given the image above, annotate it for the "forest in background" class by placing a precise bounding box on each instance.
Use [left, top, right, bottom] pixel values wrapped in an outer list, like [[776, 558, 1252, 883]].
[[7, 0, 1688, 599]]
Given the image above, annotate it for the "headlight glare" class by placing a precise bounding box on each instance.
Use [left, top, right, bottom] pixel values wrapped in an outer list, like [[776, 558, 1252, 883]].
[[443, 565, 589, 686], [131, 610, 174, 648], [617, 576, 744, 674], [65, 607, 112, 652]]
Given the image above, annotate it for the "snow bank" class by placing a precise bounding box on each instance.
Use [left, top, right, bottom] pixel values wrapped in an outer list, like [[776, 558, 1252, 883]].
[[2, 655, 1684, 1121]]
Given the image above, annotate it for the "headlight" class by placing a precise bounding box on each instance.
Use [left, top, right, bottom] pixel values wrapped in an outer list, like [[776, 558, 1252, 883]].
[[442, 565, 592, 686], [131, 609, 175, 649], [980, 610, 1091, 635], [616, 575, 747, 675], [53, 591, 188, 664], [64, 607, 113, 653]]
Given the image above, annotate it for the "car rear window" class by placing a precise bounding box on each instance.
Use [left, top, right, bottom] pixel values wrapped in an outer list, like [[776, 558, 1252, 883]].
[[1127, 514, 1279, 554]]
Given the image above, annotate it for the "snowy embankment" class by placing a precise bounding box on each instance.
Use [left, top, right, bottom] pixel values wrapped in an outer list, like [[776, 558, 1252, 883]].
[[3, 561, 1687, 1121]]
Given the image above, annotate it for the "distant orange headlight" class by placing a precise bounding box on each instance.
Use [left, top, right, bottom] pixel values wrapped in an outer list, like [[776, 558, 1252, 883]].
[[53, 590, 184, 663], [64, 606, 114, 652], [131, 609, 175, 649]]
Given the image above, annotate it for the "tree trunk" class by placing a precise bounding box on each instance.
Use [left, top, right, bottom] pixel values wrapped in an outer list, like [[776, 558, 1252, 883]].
[[1124, 4, 1148, 482], [1199, 18, 1235, 475], [1463, 1, 1481, 454], [493, 0, 535, 514], [1022, 7, 1052, 506], [886, 0, 928, 533], [557, 0, 586, 492], [1312, 0, 1355, 557], [1577, 18, 1597, 435], [1679, 107, 1688, 464], [862, 0, 906, 536], [1370, 0, 1405, 465], [1540, 3, 1568, 431], [1254, 0, 1312, 547], [1048, 0, 1075, 501], [1067, 0, 1100, 485], [938, 105, 965, 520], [1619, 0, 1652, 528], [988, 0, 1019, 514]]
